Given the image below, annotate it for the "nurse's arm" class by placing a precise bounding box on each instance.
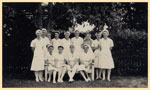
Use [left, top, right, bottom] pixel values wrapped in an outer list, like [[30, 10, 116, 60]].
[[31, 47, 35, 52], [110, 47, 112, 50], [110, 40, 114, 50], [110, 46, 114, 50], [89, 59, 93, 65]]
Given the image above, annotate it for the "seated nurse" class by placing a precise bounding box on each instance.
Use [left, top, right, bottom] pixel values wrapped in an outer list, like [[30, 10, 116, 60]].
[[45, 45, 58, 83], [54, 46, 67, 83], [78, 44, 95, 82], [66, 45, 80, 83]]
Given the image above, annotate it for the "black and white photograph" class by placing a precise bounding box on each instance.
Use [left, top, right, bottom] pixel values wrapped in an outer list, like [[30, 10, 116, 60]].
[[2, 2, 148, 88]]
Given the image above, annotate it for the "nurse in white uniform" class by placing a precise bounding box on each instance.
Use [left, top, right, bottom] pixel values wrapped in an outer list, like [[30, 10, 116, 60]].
[[41, 28, 49, 46], [46, 32, 53, 46], [92, 32, 102, 80], [39, 28, 49, 81], [54, 46, 67, 83], [100, 30, 114, 81], [66, 45, 79, 82], [30, 30, 45, 82], [78, 44, 95, 82], [41, 28, 50, 55], [71, 30, 83, 53], [52, 32, 62, 53], [61, 31, 72, 54], [83, 32, 94, 54], [44, 45, 58, 83]]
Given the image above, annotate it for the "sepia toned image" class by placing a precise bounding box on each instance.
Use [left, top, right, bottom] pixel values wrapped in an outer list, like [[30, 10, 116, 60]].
[[2, 2, 148, 88]]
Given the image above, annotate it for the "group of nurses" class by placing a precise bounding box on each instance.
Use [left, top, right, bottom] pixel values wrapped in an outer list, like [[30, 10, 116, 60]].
[[30, 28, 114, 83]]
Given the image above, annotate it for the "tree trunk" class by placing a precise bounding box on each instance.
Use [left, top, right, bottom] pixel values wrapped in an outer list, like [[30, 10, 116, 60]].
[[38, 3, 43, 29], [47, 3, 53, 32], [34, 3, 43, 29]]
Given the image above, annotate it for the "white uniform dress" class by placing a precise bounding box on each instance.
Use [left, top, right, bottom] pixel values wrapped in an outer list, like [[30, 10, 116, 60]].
[[71, 37, 83, 52], [45, 52, 58, 71], [92, 39, 102, 68], [47, 39, 53, 46], [41, 37, 50, 57], [52, 39, 62, 53], [61, 38, 72, 54], [83, 39, 94, 54], [30, 38, 45, 71], [54, 52, 66, 68], [65, 52, 79, 71], [100, 38, 114, 69], [78, 51, 95, 72]]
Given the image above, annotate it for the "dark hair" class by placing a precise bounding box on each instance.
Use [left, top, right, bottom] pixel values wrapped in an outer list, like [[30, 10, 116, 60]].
[[58, 46, 64, 49], [48, 45, 54, 49], [46, 45, 54, 49], [54, 31, 60, 34]]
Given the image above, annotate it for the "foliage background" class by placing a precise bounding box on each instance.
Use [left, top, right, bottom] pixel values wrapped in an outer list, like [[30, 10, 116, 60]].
[[2, 2, 148, 78]]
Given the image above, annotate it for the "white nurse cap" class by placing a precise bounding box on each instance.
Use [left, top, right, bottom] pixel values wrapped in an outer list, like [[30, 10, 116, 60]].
[[102, 29, 109, 35], [41, 28, 47, 32], [64, 31, 70, 35], [35, 29, 42, 35]]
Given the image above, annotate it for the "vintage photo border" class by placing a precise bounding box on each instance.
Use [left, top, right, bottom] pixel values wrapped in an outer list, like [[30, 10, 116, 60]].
[[0, 0, 149, 89]]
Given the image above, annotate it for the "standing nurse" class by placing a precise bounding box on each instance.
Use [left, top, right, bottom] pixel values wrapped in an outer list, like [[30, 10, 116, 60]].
[[30, 30, 45, 82], [41, 28, 49, 81], [71, 30, 83, 52], [61, 31, 72, 54], [100, 30, 114, 81], [52, 31, 62, 53], [92, 32, 102, 80]]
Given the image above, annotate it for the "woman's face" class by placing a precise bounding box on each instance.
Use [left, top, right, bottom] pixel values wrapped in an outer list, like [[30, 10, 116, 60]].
[[96, 33, 101, 39], [65, 33, 70, 39], [55, 33, 59, 39], [42, 30, 47, 36], [103, 32, 109, 38], [36, 32, 42, 38], [70, 46, 75, 52], [83, 45, 89, 53], [75, 31, 79, 37], [86, 33, 91, 39], [47, 33, 51, 39], [58, 47, 63, 53], [48, 47, 53, 52]]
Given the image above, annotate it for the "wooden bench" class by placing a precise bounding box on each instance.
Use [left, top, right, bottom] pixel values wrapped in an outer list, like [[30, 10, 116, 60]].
[[44, 62, 95, 81]]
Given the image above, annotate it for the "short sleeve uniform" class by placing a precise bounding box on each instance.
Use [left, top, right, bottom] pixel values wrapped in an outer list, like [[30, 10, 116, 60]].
[[65, 52, 80, 70], [77, 51, 95, 72], [52, 39, 62, 53], [92, 39, 102, 68], [54, 53, 66, 68], [83, 39, 94, 54], [61, 39, 72, 54], [100, 38, 114, 69], [71, 37, 83, 52], [41, 37, 50, 57], [45, 52, 58, 71], [30, 38, 45, 71]]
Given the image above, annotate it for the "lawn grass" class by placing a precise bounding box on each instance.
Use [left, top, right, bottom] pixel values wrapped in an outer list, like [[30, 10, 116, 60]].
[[3, 75, 147, 88]]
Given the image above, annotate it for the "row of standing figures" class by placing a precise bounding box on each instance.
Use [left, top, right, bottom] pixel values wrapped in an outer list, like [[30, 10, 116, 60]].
[[30, 28, 114, 83]]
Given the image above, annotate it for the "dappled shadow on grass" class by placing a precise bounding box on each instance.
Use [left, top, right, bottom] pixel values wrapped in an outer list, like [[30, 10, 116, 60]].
[[3, 75, 147, 88]]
